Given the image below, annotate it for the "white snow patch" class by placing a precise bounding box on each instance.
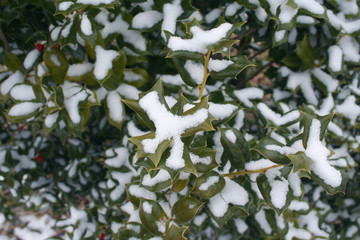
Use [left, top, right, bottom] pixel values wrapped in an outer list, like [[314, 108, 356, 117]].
[[168, 23, 233, 54], [1, 71, 25, 95], [81, 13, 93, 35], [142, 169, 171, 187], [106, 91, 124, 123], [184, 60, 204, 85], [10, 84, 36, 101], [132, 10, 163, 29], [8, 102, 42, 117], [24, 49, 40, 69], [94, 46, 119, 80], [199, 176, 219, 191], [209, 103, 237, 120], [208, 59, 233, 72], [327, 45, 343, 73], [67, 62, 93, 77], [161, 0, 183, 40], [234, 87, 263, 108]]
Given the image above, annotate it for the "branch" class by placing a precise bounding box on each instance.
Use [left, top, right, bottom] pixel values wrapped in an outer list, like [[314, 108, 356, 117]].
[[221, 164, 282, 179], [0, 27, 9, 51], [198, 50, 211, 100]]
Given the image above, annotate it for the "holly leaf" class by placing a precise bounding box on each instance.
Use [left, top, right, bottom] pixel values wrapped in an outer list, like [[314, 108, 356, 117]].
[[191, 171, 225, 199], [172, 196, 203, 225]]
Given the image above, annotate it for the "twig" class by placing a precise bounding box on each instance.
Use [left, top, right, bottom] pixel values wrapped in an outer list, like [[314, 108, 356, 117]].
[[198, 49, 211, 100], [221, 164, 282, 179], [0, 27, 9, 51], [238, 61, 273, 88]]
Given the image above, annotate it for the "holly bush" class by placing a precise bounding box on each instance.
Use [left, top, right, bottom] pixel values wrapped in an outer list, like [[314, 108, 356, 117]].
[[0, 0, 359, 239]]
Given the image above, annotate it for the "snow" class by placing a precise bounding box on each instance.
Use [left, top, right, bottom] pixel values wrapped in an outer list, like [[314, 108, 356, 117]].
[[279, 4, 298, 24], [294, 0, 325, 15], [255, 7, 267, 23], [161, 0, 183, 40], [168, 23, 233, 54], [193, 213, 206, 226], [106, 91, 124, 123], [94, 46, 119, 80], [233, 110, 245, 130], [61, 20, 73, 38], [338, 35, 360, 62], [208, 178, 249, 217], [285, 224, 312, 240], [45, 112, 59, 128], [67, 62, 93, 77], [275, 30, 286, 42], [287, 70, 318, 105], [161, 74, 183, 85], [184, 60, 204, 85], [312, 68, 338, 93], [1, 71, 25, 95], [297, 15, 316, 25], [132, 11, 163, 29], [266, 168, 289, 209], [189, 153, 211, 165], [298, 211, 329, 238], [327, 45, 343, 73], [255, 209, 272, 234], [50, 54, 60, 66], [116, 83, 140, 99], [225, 2, 242, 16], [208, 59, 233, 72], [62, 81, 89, 124], [346, 225, 359, 238], [81, 13, 92, 35], [265, 144, 296, 155], [234, 87, 264, 108], [105, 147, 129, 168], [234, 218, 248, 234], [257, 103, 300, 126], [305, 119, 342, 187], [327, 10, 360, 34], [273, 89, 291, 102], [10, 84, 36, 101], [335, 0, 358, 16], [128, 185, 156, 200], [24, 49, 40, 69], [77, 0, 115, 5], [142, 169, 171, 187], [50, 26, 61, 41], [336, 95, 360, 125], [8, 102, 42, 117], [198, 176, 219, 191], [100, 15, 147, 51], [289, 200, 309, 211], [208, 103, 237, 120], [139, 91, 208, 169], [58, 1, 73, 11], [288, 172, 302, 197], [142, 201, 153, 214], [225, 130, 236, 144], [205, 8, 222, 23]]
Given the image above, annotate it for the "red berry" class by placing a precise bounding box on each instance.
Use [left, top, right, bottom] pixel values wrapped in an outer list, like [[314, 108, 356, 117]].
[[52, 43, 60, 48], [35, 155, 43, 163], [18, 124, 24, 131], [35, 43, 44, 52], [100, 233, 106, 240]]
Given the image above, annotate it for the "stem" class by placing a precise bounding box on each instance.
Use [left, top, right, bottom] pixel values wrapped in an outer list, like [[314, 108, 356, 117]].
[[221, 164, 282, 179], [336, 34, 346, 45], [237, 61, 273, 88], [0, 27, 9, 51], [198, 50, 211, 100]]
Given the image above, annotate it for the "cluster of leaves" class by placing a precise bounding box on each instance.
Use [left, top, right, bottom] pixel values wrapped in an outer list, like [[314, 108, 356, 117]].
[[0, 0, 359, 239]]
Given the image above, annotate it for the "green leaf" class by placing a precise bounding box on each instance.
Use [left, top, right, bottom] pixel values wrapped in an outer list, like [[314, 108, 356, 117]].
[[54, 0, 84, 17], [287, 151, 313, 173], [123, 68, 149, 88], [104, 91, 125, 130], [301, 111, 334, 148], [5, 102, 42, 123], [140, 169, 172, 192], [139, 198, 167, 236], [296, 34, 316, 70], [252, 138, 291, 165], [191, 171, 225, 199], [220, 128, 251, 169], [172, 196, 203, 225], [257, 174, 292, 215], [209, 39, 238, 58], [310, 169, 349, 195], [189, 147, 219, 173], [171, 173, 190, 193], [163, 224, 188, 240], [209, 55, 255, 79], [3, 51, 24, 73], [43, 47, 69, 84], [172, 58, 198, 87]]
